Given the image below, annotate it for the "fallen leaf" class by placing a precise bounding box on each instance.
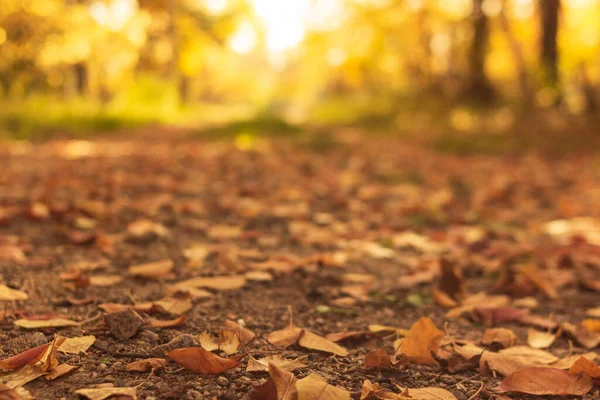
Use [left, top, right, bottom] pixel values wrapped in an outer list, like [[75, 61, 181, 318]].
[[481, 346, 559, 376], [397, 386, 457, 400], [245, 271, 274, 282], [268, 363, 297, 400], [0, 285, 28, 301], [45, 363, 77, 380], [89, 275, 123, 287], [325, 331, 373, 343], [146, 315, 187, 328], [437, 258, 464, 301], [296, 374, 350, 400], [267, 308, 304, 348], [551, 352, 598, 369], [298, 330, 348, 356], [0, 364, 45, 389], [246, 356, 306, 372], [199, 331, 240, 355], [174, 275, 246, 291], [397, 317, 444, 364], [127, 259, 173, 279], [364, 348, 392, 369], [473, 307, 528, 325], [496, 367, 592, 395], [74, 386, 137, 400], [126, 358, 167, 372], [224, 320, 256, 345], [58, 336, 96, 355], [250, 378, 278, 400], [481, 328, 518, 349], [99, 296, 192, 316], [0, 343, 49, 371], [527, 329, 559, 349], [582, 319, 600, 333], [167, 347, 241, 374], [0, 384, 32, 400], [562, 322, 600, 349], [14, 318, 79, 329]]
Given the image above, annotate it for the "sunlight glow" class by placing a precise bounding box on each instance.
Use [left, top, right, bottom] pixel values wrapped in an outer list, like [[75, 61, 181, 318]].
[[90, 0, 137, 31], [252, 0, 310, 53], [228, 21, 257, 54]]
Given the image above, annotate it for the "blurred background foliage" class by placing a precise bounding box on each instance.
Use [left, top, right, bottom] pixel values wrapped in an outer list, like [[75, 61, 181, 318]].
[[1, 0, 599, 152]]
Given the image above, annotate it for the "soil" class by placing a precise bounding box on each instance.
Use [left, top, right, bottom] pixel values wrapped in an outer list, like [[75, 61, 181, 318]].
[[1, 134, 600, 399]]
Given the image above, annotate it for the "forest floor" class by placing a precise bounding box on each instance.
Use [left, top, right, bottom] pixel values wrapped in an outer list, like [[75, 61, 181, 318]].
[[2, 133, 600, 400]]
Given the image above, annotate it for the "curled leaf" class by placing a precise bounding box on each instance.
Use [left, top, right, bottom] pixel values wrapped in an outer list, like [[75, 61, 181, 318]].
[[496, 367, 592, 396], [167, 347, 241, 374]]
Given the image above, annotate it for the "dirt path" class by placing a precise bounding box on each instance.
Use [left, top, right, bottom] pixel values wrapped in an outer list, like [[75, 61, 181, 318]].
[[1, 135, 600, 399]]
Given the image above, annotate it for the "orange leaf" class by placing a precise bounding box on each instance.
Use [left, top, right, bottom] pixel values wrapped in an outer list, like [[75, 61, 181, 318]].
[[268, 363, 297, 400], [496, 367, 592, 395], [298, 331, 348, 356], [398, 317, 444, 364], [224, 320, 256, 345], [126, 358, 167, 372], [570, 356, 600, 379], [364, 348, 392, 369], [167, 347, 241, 374], [0, 343, 49, 371]]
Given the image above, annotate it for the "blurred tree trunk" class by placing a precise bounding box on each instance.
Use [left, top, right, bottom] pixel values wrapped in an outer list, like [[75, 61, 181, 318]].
[[465, 0, 495, 104], [580, 63, 598, 113], [499, 1, 533, 106], [539, 0, 561, 102], [66, 0, 88, 97]]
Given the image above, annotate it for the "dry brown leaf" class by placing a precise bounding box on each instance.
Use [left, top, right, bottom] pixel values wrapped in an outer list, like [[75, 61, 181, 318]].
[[174, 275, 246, 291], [268, 362, 298, 400], [325, 331, 373, 343], [298, 330, 348, 356], [432, 289, 457, 308], [397, 317, 444, 364], [296, 374, 350, 400], [250, 378, 278, 400], [198, 331, 240, 355], [551, 352, 598, 369], [562, 322, 600, 349], [0, 285, 28, 301], [14, 318, 79, 329], [74, 386, 137, 400], [569, 356, 600, 378], [146, 315, 187, 328], [224, 320, 256, 345], [167, 347, 241, 374], [396, 386, 457, 400], [496, 367, 592, 395], [246, 356, 306, 372], [58, 336, 96, 355], [45, 363, 77, 380], [481, 328, 518, 349], [126, 358, 167, 372], [39, 336, 66, 373], [480, 346, 558, 376], [245, 271, 274, 282], [437, 258, 464, 301], [527, 329, 559, 349], [0, 343, 49, 371], [127, 259, 173, 279], [364, 348, 392, 370], [99, 296, 192, 316], [587, 307, 600, 318], [0, 384, 32, 400], [89, 275, 123, 287], [0, 364, 45, 389], [453, 342, 485, 360], [582, 319, 600, 333]]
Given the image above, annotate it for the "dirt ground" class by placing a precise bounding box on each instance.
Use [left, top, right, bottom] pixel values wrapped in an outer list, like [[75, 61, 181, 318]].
[[2, 133, 600, 399]]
